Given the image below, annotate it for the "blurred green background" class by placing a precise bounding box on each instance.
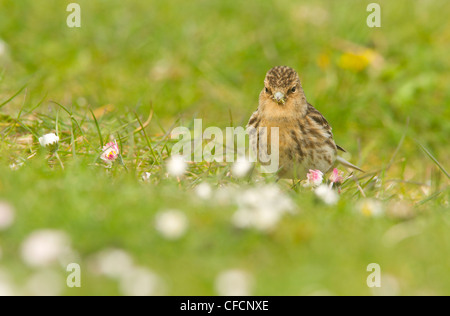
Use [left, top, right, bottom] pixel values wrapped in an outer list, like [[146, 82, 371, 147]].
[[0, 0, 449, 296]]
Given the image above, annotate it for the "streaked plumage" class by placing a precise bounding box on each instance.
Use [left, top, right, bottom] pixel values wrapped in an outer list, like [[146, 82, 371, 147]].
[[247, 66, 362, 179]]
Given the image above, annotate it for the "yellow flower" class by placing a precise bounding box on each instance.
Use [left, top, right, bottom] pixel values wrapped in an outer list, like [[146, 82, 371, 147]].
[[333, 40, 384, 73], [338, 50, 373, 72]]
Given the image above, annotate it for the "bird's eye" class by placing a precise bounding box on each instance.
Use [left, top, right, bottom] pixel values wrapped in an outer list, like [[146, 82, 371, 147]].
[[265, 87, 271, 94], [290, 86, 297, 93]]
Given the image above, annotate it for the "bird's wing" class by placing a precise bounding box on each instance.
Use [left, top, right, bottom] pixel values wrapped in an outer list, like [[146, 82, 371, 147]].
[[246, 110, 260, 160], [246, 110, 260, 129], [305, 103, 334, 139], [306, 104, 363, 172], [307, 103, 349, 153], [336, 145, 347, 152]]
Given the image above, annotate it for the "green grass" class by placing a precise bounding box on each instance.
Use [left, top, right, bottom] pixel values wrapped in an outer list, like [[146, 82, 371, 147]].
[[0, 0, 449, 296]]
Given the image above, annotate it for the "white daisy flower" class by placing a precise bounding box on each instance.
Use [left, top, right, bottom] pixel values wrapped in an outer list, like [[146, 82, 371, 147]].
[[9, 162, 24, 171], [167, 155, 187, 177], [141, 172, 151, 181], [195, 183, 213, 200], [21, 230, 72, 268], [0, 39, 8, 58], [89, 249, 134, 279], [0, 270, 15, 296], [314, 184, 339, 205], [119, 267, 164, 296], [215, 269, 253, 296], [233, 185, 295, 232], [100, 140, 120, 164], [39, 133, 59, 152], [0, 202, 15, 231], [357, 199, 384, 217], [232, 156, 252, 178], [25, 270, 64, 296], [155, 210, 188, 240]]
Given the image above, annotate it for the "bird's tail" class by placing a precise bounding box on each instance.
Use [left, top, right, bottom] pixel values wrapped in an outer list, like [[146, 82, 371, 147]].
[[336, 156, 364, 172]]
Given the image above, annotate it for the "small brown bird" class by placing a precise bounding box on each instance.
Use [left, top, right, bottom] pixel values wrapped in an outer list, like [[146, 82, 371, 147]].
[[247, 66, 362, 179]]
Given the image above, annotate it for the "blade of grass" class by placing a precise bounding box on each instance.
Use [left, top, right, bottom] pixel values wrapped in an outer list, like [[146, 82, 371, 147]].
[[54, 151, 65, 170], [0, 84, 27, 109], [416, 188, 447, 206], [134, 111, 158, 164], [71, 119, 76, 159], [9, 117, 39, 139], [386, 117, 409, 170], [90, 108, 104, 148], [133, 106, 154, 133], [4, 88, 28, 137], [52, 101, 94, 150], [24, 92, 48, 115], [154, 117, 181, 147], [55, 110, 60, 143], [417, 141, 450, 179], [116, 132, 128, 172], [16, 87, 28, 119]]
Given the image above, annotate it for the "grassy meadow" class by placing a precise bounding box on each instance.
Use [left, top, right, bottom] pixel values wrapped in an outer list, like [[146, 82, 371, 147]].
[[0, 0, 449, 295]]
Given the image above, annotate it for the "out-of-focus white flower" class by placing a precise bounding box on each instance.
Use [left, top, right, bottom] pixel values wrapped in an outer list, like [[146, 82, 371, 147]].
[[167, 155, 187, 177], [21, 230, 72, 268], [215, 269, 253, 296], [119, 267, 164, 296], [373, 176, 382, 189], [293, 5, 329, 26], [25, 270, 64, 296], [329, 168, 344, 184], [87, 249, 165, 296], [232, 156, 252, 178], [233, 185, 295, 232], [9, 162, 24, 171], [0, 270, 15, 296], [303, 169, 324, 187], [214, 186, 235, 206], [357, 199, 384, 217], [89, 249, 134, 279], [100, 140, 120, 164], [0, 202, 15, 231], [237, 185, 295, 212], [386, 200, 413, 219], [315, 184, 339, 205], [141, 172, 151, 182], [195, 183, 213, 200], [0, 39, 8, 58], [231, 209, 254, 229], [39, 133, 59, 152], [233, 208, 280, 231], [155, 210, 188, 240], [382, 221, 422, 247], [371, 274, 400, 296]]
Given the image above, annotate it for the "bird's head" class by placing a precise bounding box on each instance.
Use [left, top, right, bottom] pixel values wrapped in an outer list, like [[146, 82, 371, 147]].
[[259, 66, 307, 115]]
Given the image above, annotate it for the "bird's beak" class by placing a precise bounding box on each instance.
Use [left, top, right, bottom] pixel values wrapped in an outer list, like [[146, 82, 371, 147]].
[[273, 91, 286, 104]]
